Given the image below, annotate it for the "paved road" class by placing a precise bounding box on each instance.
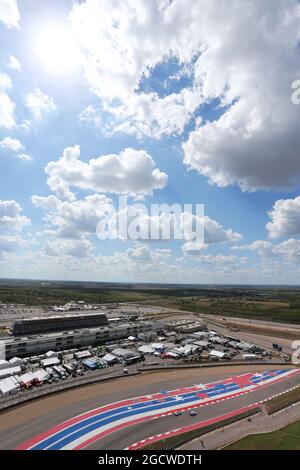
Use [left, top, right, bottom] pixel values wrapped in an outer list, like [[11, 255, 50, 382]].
[[1, 366, 298, 450], [88, 371, 300, 450], [205, 320, 294, 355]]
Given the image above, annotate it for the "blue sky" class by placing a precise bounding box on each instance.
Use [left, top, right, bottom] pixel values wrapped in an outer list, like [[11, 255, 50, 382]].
[[0, 0, 300, 284]]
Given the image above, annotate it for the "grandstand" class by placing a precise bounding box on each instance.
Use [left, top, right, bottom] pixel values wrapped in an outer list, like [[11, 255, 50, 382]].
[[12, 313, 108, 336]]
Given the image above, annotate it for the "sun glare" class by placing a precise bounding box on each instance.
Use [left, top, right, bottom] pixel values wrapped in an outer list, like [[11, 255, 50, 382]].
[[36, 23, 80, 74]]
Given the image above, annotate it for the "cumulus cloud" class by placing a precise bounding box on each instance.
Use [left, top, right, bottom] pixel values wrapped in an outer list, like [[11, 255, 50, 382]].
[[43, 238, 94, 258], [99, 202, 241, 246], [267, 195, 300, 239], [0, 0, 20, 29], [233, 240, 274, 258], [69, 0, 300, 190], [0, 136, 33, 162], [6, 55, 21, 71], [17, 153, 33, 162], [233, 238, 300, 261], [70, 0, 204, 138], [0, 199, 30, 232], [181, 253, 240, 265], [181, 216, 242, 255], [0, 72, 15, 128], [201, 216, 242, 245], [79, 105, 103, 130], [0, 136, 24, 152], [105, 89, 203, 139], [273, 239, 300, 259], [45, 145, 168, 200], [181, 0, 300, 191], [24, 88, 56, 122], [0, 234, 25, 253], [32, 194, 110, 240], [126, 244, 170, 264]]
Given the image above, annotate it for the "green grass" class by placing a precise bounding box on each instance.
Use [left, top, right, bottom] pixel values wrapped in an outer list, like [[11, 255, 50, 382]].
[[264, 387, 300, 415], [224, 420, 300, 450], [0, 285, 162, 306], [153, 294, 300, 324]]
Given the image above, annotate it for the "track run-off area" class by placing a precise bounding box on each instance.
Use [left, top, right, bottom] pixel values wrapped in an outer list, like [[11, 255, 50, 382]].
[[15, 368, 300, 450]]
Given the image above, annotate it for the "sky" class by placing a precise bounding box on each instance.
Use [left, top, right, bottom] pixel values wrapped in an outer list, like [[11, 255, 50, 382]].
[[0, 0, 300, 284]]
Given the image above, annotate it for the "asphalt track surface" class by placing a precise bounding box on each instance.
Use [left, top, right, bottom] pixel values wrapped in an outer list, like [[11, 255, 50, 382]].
[[41, 369, 300, 450], [0, 365, 299, 450]]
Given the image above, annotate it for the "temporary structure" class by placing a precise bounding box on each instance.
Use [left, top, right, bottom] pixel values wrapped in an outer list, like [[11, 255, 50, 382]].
[[0, 377, 20, 396]]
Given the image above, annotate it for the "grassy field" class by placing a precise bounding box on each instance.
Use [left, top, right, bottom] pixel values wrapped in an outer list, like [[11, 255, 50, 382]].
[[264, 387, 300, 415], [151, 292, 300, 324], [1, 280, 300, 324], [225, 420, 300, 450], [0, 282, 163, 306]]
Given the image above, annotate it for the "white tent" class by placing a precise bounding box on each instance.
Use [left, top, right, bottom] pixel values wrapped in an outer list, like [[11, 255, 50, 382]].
[[0, 366, 21, 379], [209, 350, 226, 359], [138, 345, 155, 354], [74, 350, 91, 359], [9, 357, 23, 366], [103, 353, 118, 363], [0, 359, 9, 370], [32, 369, 49, 383], [45, 350, 58, 358], [19, 372, 34, 387], [0, 377, 19, 396], [41, 357, 60, 367]]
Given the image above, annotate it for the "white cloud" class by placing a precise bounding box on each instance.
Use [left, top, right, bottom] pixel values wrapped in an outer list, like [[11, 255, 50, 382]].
[[43, 238, 94, 258], [233, 238, 300, 261], [0, 72, 15, 128], [0, 0, 20, 29], [24, 88, 56, 122], [17, 153, 33, 162], [126, 244, 170, 264], [181, 253, 239, 265], [0, 136, 24, 152], [267, 195, 300, 239], [101, 204, 241, 246], [32, 194, 110, 240], [201, 216, 242, 244], [272, 239, 300, 259], [105, 89, 203, 139], [70, 0, 300, 190], [45, 145, 168, 200], [0, 72, 11, 88], [0, 234, 24, 253], [6, 55, 21, 71], [0, 199, 30, 232], [70, 0, 203, 138], [79, 105, 103, 129], [181, 0, 300, 191], [0, 136, 33, 162], [233, 240, 274, 258], [181, 215, 242, 255]]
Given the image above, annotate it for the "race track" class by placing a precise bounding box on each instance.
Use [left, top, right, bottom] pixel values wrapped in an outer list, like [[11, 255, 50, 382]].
[[15, 368, 300, 450]]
